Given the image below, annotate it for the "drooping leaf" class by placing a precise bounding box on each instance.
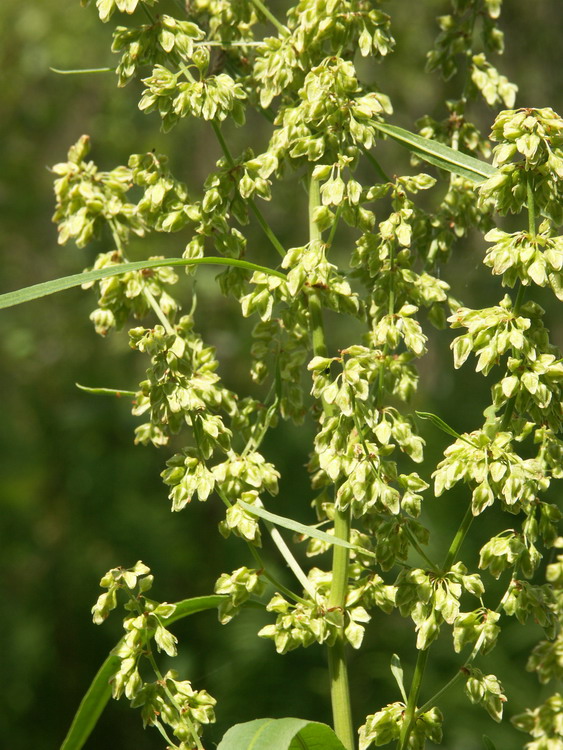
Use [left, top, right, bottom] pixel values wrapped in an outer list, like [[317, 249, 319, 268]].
[[60, 595, 226, 750], [238, 501, 376, 558], [0, 257, 286, 311], [372, 121, 497, 183], [415, 411, 477, 447], [217, 718, 348, 750]]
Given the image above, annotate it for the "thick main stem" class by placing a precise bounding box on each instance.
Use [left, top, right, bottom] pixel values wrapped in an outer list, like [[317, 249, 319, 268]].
[[308, 177, 355, 750]]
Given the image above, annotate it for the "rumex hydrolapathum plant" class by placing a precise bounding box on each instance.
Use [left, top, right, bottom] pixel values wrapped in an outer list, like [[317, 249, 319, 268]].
[[3, 1, 563, 749]]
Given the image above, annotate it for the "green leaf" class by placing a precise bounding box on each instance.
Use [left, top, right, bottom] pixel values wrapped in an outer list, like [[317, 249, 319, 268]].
[[372, 121, 497, 183], [60, 595, 225, 750], [482, 735, 497, 750], [415, 411, 477, 447], [390, 654, 408, 703], [76, 383, 137, 397], [238, 501, 376, 559], [0, 257, 286, 311], [59, 653, 121, 750], [217, 718, 348, 750]]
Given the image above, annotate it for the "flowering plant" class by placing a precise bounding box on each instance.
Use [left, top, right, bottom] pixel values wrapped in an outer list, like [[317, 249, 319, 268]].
[[2, 2, 562, 749]]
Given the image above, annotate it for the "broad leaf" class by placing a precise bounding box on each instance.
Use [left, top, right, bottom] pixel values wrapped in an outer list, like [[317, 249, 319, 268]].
[[0, 257, 285, 311], [60, 595, 226, 750], [217, 718, 347, 750], [238, 501, 376, 558], [372, 121, 497, 183]]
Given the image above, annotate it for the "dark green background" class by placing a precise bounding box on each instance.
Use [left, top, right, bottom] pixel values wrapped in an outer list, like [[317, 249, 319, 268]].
[[1, 2, 561, 748]]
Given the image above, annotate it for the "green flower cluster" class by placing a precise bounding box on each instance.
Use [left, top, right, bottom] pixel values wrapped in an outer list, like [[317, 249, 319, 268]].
[[91, 562, 216, 747], [359, 703, 442, 750], [480, 107, 563, 222], [52, 0, 563, 747], [52, 135, 143, 247], [395, 563, 484, 651]]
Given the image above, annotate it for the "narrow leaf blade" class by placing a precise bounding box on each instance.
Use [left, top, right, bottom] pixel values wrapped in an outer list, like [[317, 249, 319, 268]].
[[76, 383, 137, 398], [372, 121, 497, 183], [415, 411, 463, 440], [0, 257, 285, 311], [238, 501, 376, 558], [59, 654, 120, 750], [60, 595, 226, 750], [217, 718, 347, 750]]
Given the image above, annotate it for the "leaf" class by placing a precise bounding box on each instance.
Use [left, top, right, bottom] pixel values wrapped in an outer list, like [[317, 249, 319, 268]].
[[482, 736, 497, 750], [59, 653, 121, 750], [0, 257, 286, 311], [238, 501, 376, 559], [76, 384, 137, 398], [415, 411, 477, 447], [390, 654, 408, 703], [217, 718, 348, 750], [372, 121, 497, 183], [60, 595, 225, 750]]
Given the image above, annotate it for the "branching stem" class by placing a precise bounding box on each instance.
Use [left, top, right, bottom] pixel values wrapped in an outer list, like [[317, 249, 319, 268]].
[[211, 122, 285, 258], [308, 176, 355, 750]]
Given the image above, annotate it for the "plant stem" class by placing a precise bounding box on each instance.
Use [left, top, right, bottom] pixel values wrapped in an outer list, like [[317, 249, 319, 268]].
[[442, 501, 474, 570], [396, 492, 474, 748], [211, 122, 286, 258], [417, 582, 513, 715], [527, 173, 536, 237], [308, 176, 355, 750], [397, 648, 429, 750], [327, 508, 355, 750], [249, 0, 289, 35], [214, 476, 312, 603], [361, 147, 391, 183]]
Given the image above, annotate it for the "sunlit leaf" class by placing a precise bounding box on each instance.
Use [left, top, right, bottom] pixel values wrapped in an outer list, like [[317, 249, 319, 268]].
[[0, 257, 285, 311], [372, 121, 497, 183], [217, 718, 347, 750]]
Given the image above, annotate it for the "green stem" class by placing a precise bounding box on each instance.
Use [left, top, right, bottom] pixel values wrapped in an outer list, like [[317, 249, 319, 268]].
[[361, 147, 391, 183], [50, 66, 114, 75], [211, 122, 285, 258], [527, 173, 536, 237], [249, 0, 289, 35], [396, 494, 473, 749], [442, 501, 474, 570], [397, 648, 429, 750], [499, 173, 534, 430], [213, 476, 312, 604], [125, 590, 204, 750], [308, 176, 355, 750], [417, 582, 513, 715]]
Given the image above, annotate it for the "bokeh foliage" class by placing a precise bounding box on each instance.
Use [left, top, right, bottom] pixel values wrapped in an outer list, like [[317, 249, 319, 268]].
[[1, 1, 562, 749]]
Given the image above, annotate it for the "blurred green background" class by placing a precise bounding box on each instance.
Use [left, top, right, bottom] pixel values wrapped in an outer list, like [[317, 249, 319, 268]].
[[1, 2, 562, 749]]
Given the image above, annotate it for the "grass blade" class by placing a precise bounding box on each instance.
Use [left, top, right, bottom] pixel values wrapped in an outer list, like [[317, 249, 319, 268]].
[[0, 257, 286, 311], [60, 595, 226, 750], [416, 411, 478, 447], [59, 654, 121, 750], [76, 384, 137, 398], [372, 121, 497, 183], [238, 501, 376, 559]]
